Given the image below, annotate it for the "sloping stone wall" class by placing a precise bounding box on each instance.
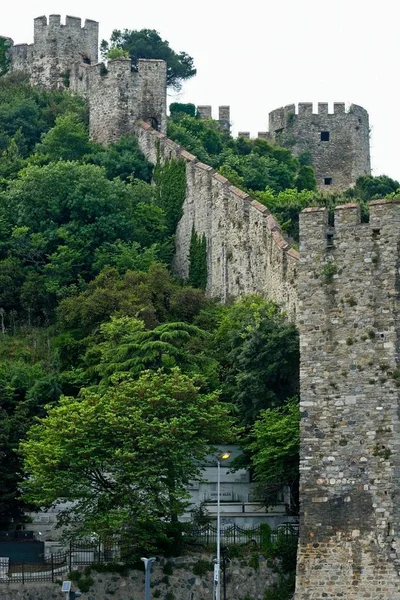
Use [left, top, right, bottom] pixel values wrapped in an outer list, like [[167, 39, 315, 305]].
[[134, 122, 299, 319]]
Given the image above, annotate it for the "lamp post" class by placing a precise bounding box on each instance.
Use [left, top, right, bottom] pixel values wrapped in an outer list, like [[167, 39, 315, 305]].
[[141, 557, 156, 600], [215, 451, 231, 600]]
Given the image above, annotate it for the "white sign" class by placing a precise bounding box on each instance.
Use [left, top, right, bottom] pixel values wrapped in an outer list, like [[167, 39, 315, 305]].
[[209, 491, 233, 501], [214, 563, 219, 582]]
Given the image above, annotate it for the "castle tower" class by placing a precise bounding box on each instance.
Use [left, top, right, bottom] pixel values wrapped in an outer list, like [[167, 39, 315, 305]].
[[9, 15, 99, 90], [6, 16, 168, 140], [269, 103, 371, 191], [72, 58, 167, 144], [296, 200, 400, 599]]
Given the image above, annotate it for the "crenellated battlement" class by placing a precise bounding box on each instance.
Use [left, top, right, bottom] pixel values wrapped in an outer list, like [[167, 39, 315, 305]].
[[269, 102, 368, 121], [6, 16, 167, 141], [197, 105, 231, 130], [8, 14, 99, 90], [268, 101, 371, 192]]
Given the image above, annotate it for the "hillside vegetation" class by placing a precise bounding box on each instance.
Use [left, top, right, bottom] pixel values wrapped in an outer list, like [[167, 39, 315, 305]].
[[0, 79, 398, 567]]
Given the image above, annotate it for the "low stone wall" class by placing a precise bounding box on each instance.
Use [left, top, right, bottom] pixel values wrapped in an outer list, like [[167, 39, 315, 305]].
[[134, 122, 299, 320], [1, 554, 280, 600]]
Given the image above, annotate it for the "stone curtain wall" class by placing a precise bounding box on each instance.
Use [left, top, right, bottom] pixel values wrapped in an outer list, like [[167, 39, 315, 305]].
[[295, 200, 400, 599], [269, 103, 371, 192], [134, 122, 299, 318], [9, 15, 99, 90], [0, 555, 279, 600]]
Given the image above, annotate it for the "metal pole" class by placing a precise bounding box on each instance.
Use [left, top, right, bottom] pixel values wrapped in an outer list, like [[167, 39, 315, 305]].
[[222, 550, 227, 600], [141, 557, 156, 600], [216, 458, 221, 600]]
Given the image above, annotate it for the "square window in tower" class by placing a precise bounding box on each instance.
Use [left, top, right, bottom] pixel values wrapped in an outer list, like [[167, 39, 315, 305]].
[[324, 177, 333, 185], [321, 131, 330, 141]]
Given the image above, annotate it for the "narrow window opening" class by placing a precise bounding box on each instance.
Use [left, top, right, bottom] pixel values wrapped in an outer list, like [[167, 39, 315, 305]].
[[372, 228, 381, 238], [148, 117, 159, 131], [324, 177, 333, 186], [321, 131, 330, 141], [326, 231, 334, 248]]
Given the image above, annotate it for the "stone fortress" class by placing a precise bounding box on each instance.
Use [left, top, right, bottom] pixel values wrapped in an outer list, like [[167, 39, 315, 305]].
[[4, 15, 400, 600], [197, 102, 371, 192]]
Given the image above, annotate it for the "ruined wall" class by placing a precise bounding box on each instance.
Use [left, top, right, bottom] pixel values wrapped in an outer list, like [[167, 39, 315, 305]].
[[269, 103, 371, 191], [295, 200, 400, 599], [9, 15, 99, 89], [135, 122, 299, 318]]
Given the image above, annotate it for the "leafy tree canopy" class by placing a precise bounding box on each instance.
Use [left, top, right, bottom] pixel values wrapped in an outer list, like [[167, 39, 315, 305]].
[[352, 174, 400, 202], [21, 369, 236, 549], [210, 296, 299, 426], [100, 29, 196, 92], [243, 399, 300, 512]]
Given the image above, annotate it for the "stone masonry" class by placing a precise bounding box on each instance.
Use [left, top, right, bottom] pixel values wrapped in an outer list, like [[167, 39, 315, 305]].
[[71, 58, 167, 143], [269, 103, 371, 192], [296, 200, 400, 599], [6, 16, 167, 135], [0, 554, 279, 600], [8, 15, 99, 89], [134, 121, 299, 319]]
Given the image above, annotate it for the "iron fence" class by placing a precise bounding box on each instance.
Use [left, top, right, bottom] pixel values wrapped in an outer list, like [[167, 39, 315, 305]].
[[0, 524, 299, 584], [187, 522, 298, 546]]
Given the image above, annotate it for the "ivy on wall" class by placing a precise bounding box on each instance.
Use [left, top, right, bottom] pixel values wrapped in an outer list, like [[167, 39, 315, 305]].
[[154, 157, 186, 236], [188, 227, 207, 289], [0, 37, 11, 77]]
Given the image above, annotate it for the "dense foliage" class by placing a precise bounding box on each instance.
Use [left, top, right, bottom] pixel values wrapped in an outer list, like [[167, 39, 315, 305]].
[[0, 79, 302, 541], [3, 80, 397, 559], [100, 30, 196, 92]]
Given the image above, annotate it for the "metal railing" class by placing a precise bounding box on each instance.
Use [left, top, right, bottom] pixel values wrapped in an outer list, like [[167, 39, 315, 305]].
[[0, 524, 299, 584]]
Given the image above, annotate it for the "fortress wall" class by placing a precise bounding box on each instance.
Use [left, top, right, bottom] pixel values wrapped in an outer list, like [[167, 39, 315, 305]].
[[134, 122, 299, 318], [295, 199, 400, 599], [269, 103, 370, 192]]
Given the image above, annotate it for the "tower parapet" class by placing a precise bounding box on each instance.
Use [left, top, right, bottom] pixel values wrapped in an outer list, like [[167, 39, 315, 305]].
[[9, 15, 99, 89], [6, 16, 167, 140], [269, 102, 371, 191], [296, 199, 400, 599]]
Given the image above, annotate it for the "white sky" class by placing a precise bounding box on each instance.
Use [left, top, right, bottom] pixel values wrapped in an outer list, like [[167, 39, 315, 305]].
[[2, 0, 400, 181]]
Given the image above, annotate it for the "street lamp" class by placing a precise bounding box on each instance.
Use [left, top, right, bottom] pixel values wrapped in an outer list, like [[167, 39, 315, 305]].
[[215, 450, 231, 600], [141, 557, 156, 600]]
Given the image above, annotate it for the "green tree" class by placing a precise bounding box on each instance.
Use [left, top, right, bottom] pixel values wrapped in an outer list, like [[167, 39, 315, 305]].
[[0, 37, 11, 77], [1, 162, 166, 311], [34, 113, 94, 162], [101, 29, 196, 91], [353, 174, 400, 201], [244, 399, 300, 512], [21, 369, 236, 548], [86, 316, 213, 388], [213, 296, 299, 425]]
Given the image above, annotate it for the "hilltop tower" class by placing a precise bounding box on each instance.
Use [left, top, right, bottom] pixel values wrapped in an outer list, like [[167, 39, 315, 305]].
[[296, 200, 400, 599], [8, 15, 99, 90], [71, 58, 167, 143], [269, 103, 371, 191], [6, 16, 167, 138]]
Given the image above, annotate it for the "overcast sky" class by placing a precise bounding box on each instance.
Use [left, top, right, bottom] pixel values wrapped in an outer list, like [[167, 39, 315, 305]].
[[3, 0, 399, 181]]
